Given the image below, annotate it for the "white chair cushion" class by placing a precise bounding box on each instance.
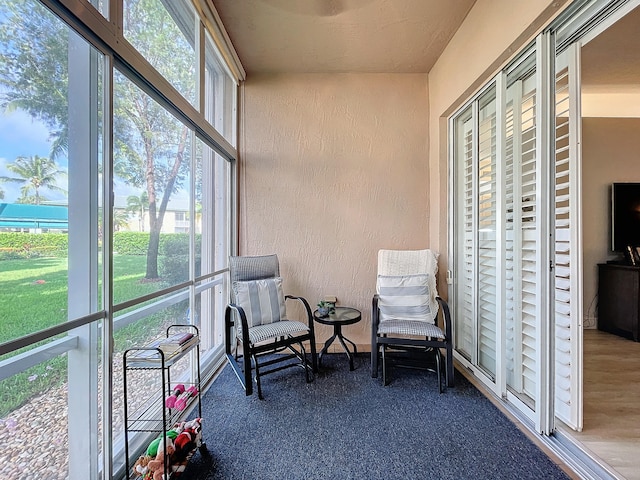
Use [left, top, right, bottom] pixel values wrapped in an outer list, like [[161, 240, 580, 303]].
[[377, 249, 440, 318], [377, 249, 439, 277], [377, 273, 437, 324], [233, 277, 286, 328]]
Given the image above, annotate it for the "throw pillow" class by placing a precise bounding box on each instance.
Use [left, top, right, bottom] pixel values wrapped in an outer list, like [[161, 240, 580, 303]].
[[377, 274, 436, 323], [232, 277, 286, 328]]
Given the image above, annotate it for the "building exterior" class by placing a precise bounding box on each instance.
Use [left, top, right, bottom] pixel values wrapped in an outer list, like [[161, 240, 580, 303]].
[[0, 203, 69, 231]]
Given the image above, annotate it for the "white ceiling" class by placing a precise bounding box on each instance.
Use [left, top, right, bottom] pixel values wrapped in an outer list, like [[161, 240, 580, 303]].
[[208, 0, 477, 74]]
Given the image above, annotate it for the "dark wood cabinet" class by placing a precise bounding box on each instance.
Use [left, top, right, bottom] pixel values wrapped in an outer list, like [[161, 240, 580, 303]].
[[598, 263, 640, 341]]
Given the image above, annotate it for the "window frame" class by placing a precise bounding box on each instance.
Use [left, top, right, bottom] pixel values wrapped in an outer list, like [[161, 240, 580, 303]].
[[0, 0, 238, 478]]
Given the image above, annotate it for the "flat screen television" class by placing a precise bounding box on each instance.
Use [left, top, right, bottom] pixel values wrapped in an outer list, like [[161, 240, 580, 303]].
[[611, 182, 640, 252]]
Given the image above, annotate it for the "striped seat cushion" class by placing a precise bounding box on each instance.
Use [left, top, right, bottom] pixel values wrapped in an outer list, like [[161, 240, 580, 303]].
[[377, 274, 435, 324], [246, 320, 310, 344], [377, 319, 445, 339], [233, 277, 287, 328]]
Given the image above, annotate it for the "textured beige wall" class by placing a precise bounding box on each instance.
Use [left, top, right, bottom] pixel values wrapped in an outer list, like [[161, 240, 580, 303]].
[[581, 117, 640, 327], [239, 73, 429, 349]]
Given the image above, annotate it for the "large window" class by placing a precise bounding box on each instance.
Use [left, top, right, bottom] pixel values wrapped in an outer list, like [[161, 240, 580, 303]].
[[123, 0, 197, 108], [205, 30, 237, 147], [112, 71, 194, 300], [0, 0, 237, 478]]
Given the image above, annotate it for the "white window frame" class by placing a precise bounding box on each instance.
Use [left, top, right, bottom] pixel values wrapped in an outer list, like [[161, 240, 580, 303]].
[[0, 1, 239, 479]]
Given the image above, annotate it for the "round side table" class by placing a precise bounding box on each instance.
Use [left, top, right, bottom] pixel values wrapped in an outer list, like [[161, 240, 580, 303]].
[[313, 306, 361, 370]]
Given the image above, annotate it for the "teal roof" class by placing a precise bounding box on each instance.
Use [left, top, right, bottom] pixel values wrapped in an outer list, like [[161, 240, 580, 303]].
[[0, 203, 68, 229]]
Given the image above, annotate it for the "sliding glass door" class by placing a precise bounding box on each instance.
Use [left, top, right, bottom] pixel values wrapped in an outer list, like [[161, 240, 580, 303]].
[[451, 47, 550, 428], [552, 41, 584, 433], [453, 86, 499, 381], [449, 0, 640, 444], [503, 53, 543, 414]]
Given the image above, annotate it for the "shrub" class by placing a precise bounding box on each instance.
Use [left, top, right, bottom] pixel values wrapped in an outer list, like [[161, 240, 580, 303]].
[[159, 233, 201, 285], [113, 231, 149, 255], [0, 233, 68, 259]]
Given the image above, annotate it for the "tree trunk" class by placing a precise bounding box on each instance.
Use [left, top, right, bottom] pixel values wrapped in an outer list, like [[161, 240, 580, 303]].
[[143, 126, 188, 280], [146, 228, 160, 280]]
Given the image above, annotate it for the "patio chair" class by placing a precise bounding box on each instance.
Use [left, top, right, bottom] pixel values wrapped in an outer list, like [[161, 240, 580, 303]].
[[224, 254, 318, 399], [371, 249, 454, 392]]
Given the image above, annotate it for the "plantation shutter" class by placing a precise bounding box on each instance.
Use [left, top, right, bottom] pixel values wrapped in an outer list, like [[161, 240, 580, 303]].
[[504, 85, 519, 391], [519, 74, 540, 404], [454, 107, 475, 360], [477, 89, 498, 377], [504, 66, 539, 407], [553, 45, 583, 431], [451, 48, 543, 424]]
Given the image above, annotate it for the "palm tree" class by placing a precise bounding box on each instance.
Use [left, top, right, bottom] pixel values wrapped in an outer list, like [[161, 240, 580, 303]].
[[1, 155, 66, 204], [126, 191, 149, 232], [113, 209, 130, 232]]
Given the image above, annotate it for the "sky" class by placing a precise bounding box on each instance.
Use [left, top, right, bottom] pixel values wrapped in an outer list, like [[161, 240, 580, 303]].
[[0, 106, 188, 208], [0, 108, 67, 203]]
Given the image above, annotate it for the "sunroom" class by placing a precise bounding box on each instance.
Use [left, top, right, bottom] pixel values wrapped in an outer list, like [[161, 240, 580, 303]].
[[1, 0, 639, 479]]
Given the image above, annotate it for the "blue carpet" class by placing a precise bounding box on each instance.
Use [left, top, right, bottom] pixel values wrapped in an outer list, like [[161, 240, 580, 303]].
[[183, 354, 570, 480]]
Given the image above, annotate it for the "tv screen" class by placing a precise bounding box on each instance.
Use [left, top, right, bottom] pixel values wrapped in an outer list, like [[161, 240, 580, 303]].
[[611, 182, 640, 252]]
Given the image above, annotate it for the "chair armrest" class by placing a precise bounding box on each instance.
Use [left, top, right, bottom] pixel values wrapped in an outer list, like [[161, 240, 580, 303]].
[[371, 294, 381, 348], [372, 294, 380, 328], [225, 303, 251, 347], [436, 296, 453, 341], [284, 295, 315, 334]]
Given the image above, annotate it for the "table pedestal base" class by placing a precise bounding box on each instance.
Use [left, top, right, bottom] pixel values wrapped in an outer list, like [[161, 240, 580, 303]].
[[319, 324, 358, 370]]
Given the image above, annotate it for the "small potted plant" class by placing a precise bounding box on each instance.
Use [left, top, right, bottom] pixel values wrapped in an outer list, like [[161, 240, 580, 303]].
[[317, 301, 334, 317]]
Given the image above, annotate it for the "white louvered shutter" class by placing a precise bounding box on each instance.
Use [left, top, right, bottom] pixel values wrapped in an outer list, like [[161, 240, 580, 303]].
[[454, 109, 475, 360], [504, 70, 539, 406], [520, 75, 540, 403], [451, 35, 584, 433], [553, 46, 582, 431], [477, 90, 497, 377], [504, 88, 518, 390]]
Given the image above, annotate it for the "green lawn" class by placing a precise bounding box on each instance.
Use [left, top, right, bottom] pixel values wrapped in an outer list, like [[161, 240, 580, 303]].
[[0, 255, 163, 344], [0, 255, 174, 418], [0, 257, 69, 342]]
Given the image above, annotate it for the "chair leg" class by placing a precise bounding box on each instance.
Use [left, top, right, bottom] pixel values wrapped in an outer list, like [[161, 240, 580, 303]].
[[286, 341, 313, 383], [234, 337, 241, 361], [244, 350, 254, 397], [382, 344, 390, 386], [371, 342, 379, 378], [435, 348, 443, 394], [309, 338, 318, 374], [445, 344, 454, 388], [297, 341, 313, 383], [252, 352, 264, 400]]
